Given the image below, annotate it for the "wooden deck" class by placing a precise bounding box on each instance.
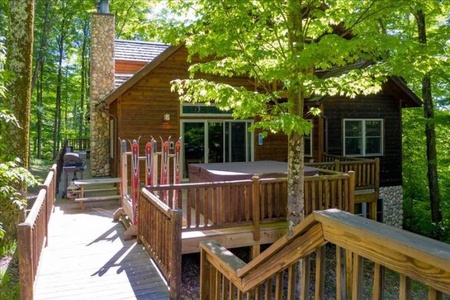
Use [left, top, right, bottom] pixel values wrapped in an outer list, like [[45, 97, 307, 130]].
[[33, 158, 170, 299]]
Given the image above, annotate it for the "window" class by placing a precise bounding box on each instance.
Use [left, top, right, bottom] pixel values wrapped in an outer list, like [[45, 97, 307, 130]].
[[182, 120, 253, 178], [181, 103, 232, 116], [343, 119, 383, 156], [304, 120, 312, 157]]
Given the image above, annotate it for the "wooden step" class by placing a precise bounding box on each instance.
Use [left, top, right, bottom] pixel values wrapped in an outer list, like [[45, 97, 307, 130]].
[[84, 187, 118, 194], [75, 195, 121, 210]]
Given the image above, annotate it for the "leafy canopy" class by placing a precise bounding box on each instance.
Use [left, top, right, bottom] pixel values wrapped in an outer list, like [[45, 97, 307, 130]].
[[153, 0, 404, 136]]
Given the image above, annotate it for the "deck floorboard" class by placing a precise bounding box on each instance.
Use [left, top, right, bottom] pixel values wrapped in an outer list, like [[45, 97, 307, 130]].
[[34, 160, 169, 300]]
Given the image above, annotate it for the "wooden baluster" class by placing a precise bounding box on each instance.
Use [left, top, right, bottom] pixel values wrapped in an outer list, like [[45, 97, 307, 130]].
[[352, 254, 363, 300], [399, 274, 412, 300], [301, 256, 311, 300], [336, 246, 347, 300], [252, 176, 261, 258], [315, 247, 326, 299], [428, 287, 443, 300], [373, 263, 385, 300]]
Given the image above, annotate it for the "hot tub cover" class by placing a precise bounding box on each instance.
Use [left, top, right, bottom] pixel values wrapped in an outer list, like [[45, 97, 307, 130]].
[[188, 160, 318, 182]]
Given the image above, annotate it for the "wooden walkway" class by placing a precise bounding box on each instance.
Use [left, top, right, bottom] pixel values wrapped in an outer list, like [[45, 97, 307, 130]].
[[34, 159, 170, 299]]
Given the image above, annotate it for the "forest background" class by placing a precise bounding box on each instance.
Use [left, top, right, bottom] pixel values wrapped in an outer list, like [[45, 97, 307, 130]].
[[0, 0, 449, 253], [0, 1, 449, 298]]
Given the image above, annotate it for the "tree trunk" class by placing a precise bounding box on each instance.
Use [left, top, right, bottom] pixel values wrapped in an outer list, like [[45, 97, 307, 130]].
[[5, 0, 35, 169], [37, 62, 44, 158], [31, 0, 51, 91], [414, 9, 442, 225], [52, 23, 65, 159], [79, 19, 89, 140], [286, 1, 307, 297]]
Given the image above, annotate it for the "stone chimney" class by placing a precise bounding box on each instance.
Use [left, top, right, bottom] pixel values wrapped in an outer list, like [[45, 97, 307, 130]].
[[90, 0, 114, 176]]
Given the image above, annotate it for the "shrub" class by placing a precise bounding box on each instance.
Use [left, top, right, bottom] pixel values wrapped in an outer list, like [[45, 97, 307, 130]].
[[0, 159, 36, 250]]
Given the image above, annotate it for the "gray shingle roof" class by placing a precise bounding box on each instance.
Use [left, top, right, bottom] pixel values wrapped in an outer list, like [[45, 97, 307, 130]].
[[115, 74, 133, 88], [115, 39, 170, 62]]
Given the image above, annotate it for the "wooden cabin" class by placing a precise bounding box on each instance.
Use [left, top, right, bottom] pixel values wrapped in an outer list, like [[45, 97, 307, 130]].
[[103, 42, 421, 179], [93, 39, 421, 226]]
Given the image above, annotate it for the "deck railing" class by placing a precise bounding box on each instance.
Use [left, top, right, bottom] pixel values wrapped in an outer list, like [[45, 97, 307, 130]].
[[307, 154, 379, 190], [307, 155, 379, 219], [200, 209, 450, 299], [138, 170, 355, 297], [17, 164, 57, 300], [65, 138, 90, 151], [144, 170, 354, 228], [138, 188, 182, 300]]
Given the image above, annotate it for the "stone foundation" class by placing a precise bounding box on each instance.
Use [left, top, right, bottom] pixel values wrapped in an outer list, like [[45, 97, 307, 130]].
[[380, 185, 403, 228], [89, 13, 115, 177]]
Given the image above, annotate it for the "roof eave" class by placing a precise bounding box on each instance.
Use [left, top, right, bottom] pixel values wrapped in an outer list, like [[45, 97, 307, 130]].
[[100, 44, 183, 107], [389, 76, 423, 108]]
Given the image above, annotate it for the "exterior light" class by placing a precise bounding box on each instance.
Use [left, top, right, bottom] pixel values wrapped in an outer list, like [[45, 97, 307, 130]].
[[163, 113, 170, 122]]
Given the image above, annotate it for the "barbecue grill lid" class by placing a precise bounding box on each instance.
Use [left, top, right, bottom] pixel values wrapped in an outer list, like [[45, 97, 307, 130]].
[[63, 153, 83, 166]]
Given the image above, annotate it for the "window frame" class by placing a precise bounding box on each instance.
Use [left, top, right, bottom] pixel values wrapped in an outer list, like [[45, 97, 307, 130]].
[[180, 103, 232, 117], [181, 119, 254, 180], [343, 118, 384, 157], [304, 119, 313, 158]]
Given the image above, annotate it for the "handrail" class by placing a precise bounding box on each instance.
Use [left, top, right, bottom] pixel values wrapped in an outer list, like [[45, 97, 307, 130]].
[[17, 164, 57, 300], [307, 156, 379, 219], [140, 171, 355, 297], [65, 138, 90, 151], [138, 188, 182, 300], [200, 209, 450, 299], [323, 153, 374, 162], [306, 156, 379, 189], [144, 170, 353, 229]]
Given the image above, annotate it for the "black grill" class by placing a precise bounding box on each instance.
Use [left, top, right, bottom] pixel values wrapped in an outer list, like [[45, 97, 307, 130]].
[[63, 153, 84, 167], [63, 153, 85, 197]]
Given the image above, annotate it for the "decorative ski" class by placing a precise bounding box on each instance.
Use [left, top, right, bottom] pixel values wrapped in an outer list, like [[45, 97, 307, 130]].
[[174, 138, 181, 185], [160, 137, 170, 186], [130, 139, 139, 225], [144, 139, 154, 186], [172, 138, 182, 204]]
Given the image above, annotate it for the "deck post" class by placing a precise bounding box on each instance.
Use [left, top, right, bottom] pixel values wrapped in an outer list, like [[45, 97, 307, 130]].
[[169, 209, 182, 299], [251, 176, 261, 258], [114, 141, 128, 222], [18, 222, 33, 300], [346, 170, 356, 297], [370, 158, 380, 221], [334, 159, 341, 172], [347, 171, 355, 214], [200, 246, 212, 300]]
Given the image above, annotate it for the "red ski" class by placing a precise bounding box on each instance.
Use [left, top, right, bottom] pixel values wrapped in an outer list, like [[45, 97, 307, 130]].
[[160, 138, 170, 186], [173, 139, 181, 185], [130, 139, 139, 225], [145, 141, 153, 186], [172, 138, 182, 205], [160, 137, 170, 201]]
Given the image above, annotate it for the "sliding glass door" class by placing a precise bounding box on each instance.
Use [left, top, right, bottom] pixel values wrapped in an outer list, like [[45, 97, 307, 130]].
[[182, 120, 253, 178]]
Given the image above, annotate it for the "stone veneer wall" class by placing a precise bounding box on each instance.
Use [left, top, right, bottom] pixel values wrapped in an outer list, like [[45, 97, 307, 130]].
[[380, 185, 403, 228], [89, 13, 115, 177]]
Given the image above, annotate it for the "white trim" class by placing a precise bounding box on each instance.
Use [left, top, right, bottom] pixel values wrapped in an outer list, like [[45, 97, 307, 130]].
[[343, 118, 384, 156], [180, 103, 233, 117]]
